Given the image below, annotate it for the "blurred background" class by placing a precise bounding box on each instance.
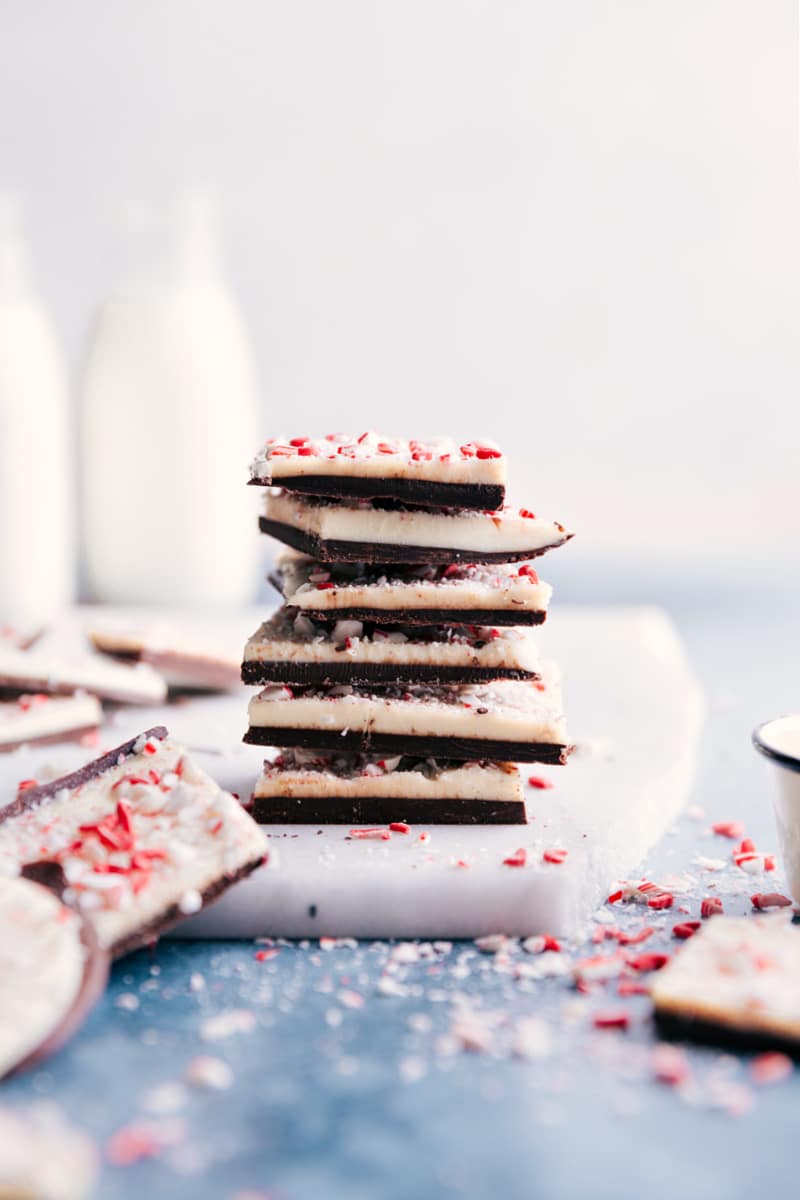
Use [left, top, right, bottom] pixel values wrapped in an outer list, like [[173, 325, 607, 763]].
[[1, 0, 797, 623]]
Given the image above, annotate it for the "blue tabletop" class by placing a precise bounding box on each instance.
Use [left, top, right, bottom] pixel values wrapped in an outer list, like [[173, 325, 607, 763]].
[[6, 589, 800, 1200]]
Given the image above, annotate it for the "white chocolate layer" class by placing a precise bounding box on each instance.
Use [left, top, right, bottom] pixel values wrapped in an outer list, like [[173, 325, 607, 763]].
[[0, 1105, 98, 1200], [248, 667, 566, 745], [88, 624, 241, 691], [0, 645, 167, 705], [265, 491, 571, 558], [652, 914, 800, 1039], [0, 876, 86, 1079], [0, 733, 268, 953], [255, 751, 522, 802], [278, 552, 552, 616], [251, 432, 505, 486], [0, 694, 102, 750], [244, 609, 540, 673]]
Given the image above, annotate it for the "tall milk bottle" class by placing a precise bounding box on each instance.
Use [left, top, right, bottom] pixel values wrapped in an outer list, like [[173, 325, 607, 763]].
[[0, 197, 74, 635], [80, 193, 260, 608]]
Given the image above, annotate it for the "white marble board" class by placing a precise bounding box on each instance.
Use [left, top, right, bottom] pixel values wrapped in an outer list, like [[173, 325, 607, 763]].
[[0, 606, 702, 939]]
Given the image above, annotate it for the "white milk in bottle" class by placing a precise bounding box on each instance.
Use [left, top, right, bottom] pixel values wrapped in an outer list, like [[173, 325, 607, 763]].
[[0, 197, 74, 635], [80, 192, 260, 607]]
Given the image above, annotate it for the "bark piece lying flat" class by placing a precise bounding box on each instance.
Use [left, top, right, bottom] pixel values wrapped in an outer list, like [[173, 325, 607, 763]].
[[0, 645, 166, 705], [0, 727, 269, 958], [0, 1104, 99, 1199], [249, 432, 506, 509], [252, 749, 526, 824], [652, 913, 800, 1051], [241, 607, 541, 687], [0, 874, 109, 1079], [0, 693, 102, 754], [88, 623, 241, 692], [261, 491, 573, 565], [245, 669, 569, 764], [272, 552, 551, 627]]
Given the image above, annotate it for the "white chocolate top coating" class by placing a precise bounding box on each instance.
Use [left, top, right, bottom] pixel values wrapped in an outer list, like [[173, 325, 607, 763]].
[[277, 552, 552, 615], [264, 491, 571, 558], [0, 1104, 98, 1200], [255, 750, 522, 802], [251, 432, 505, 486], [244, 609, 541, 673], [248, 667, 566, 745], [0, 876, 86, 1079]]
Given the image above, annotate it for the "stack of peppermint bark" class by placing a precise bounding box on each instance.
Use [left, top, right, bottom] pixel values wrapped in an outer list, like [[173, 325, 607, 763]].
[[243, 433, 573, 826]]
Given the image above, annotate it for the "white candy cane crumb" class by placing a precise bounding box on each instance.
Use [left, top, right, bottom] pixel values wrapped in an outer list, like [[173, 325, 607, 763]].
[[185, 1056, 234, 1090]]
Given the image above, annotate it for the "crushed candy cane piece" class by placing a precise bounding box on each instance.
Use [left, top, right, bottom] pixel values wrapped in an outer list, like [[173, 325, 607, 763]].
[[626, 952, 670, 973], [749, 1052, 793, 1086], [592, 1010, 630, 1030], [672, 921, 701, 940], [712, 820, 745, 839], [751, 892, 792, 910], [652, 1043, 690, 1087], [185, 1056, 234, 1090]]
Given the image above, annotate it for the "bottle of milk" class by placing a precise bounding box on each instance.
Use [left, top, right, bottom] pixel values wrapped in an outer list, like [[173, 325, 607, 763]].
[[80, 191, 261, 608], [0, 196, 74, 635]]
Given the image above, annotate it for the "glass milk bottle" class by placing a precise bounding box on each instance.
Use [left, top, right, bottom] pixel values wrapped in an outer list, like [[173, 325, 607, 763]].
[[0, 197, 74, 634], [80, 192, 260, 608]]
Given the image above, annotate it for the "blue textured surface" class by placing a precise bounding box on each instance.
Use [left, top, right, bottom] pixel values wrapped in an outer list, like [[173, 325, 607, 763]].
[[5, 593, 800, 1200]]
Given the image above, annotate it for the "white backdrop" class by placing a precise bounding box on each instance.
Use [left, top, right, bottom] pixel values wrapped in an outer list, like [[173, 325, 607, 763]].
[[1, 0, 798, 593]]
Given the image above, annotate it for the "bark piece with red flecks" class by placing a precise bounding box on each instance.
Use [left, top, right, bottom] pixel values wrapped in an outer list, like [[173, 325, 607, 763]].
[[653, 913, 800, 1052], [0, 727, 268, 958]]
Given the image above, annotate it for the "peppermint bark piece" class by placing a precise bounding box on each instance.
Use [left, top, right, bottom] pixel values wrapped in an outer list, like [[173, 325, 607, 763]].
[[88, 623, 241, 692], [261, 492, 572, 565], [252, 750, 526, 824], [245, 670, 569, 764], [0, 1107, 99, 1199], [272, 553, 552, 627], [652, 914, 800, 1051], [0, 875, 109, 1079], [0, 693, 102, 753], [250, 432, 506, 510], [241, 607, 541, 687], [0, 645, 166, 705], [0, 727, 268, 958]]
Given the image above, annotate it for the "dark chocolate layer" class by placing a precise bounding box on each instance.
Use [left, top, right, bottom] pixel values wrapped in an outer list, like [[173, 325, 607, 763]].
[[0, 727, 168, 822], [251, 474, 505, 511], [259, 517, 571, 565], [283, 605, 548, 628], [654, 1010, 800, 1057], [251, 795, 527, 825], [244, 726, 571, 764], [241, 661, 539, 687]]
